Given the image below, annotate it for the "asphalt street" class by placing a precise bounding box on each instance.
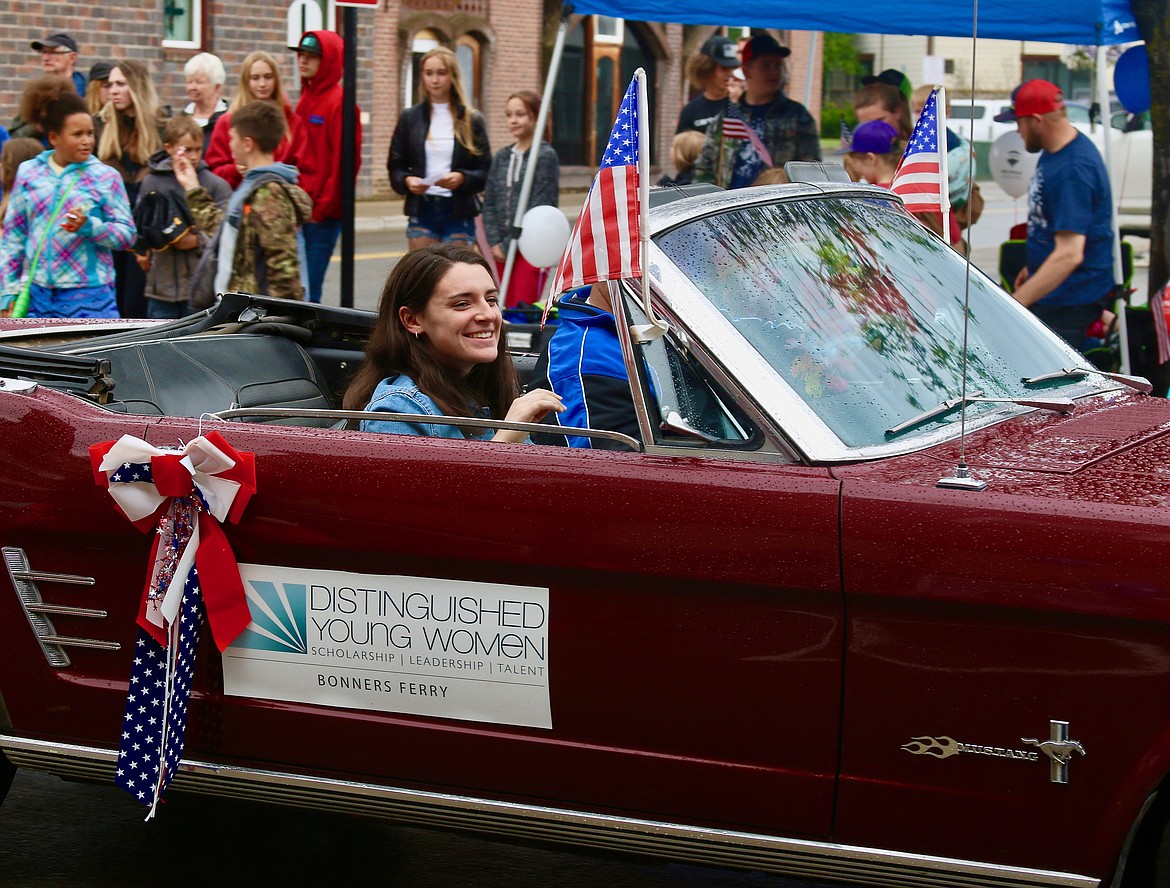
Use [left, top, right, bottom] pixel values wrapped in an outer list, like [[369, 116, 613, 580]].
[[0, 768, 839, 887]]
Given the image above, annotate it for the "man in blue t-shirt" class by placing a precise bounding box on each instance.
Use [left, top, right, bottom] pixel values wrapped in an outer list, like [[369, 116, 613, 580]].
[[994, 79, 1114, 351]]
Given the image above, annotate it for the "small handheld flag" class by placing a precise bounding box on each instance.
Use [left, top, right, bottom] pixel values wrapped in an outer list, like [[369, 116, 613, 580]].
[[720, 110, 774, 169], [547, 74, 643, 302], [891, 86, 950, 219]]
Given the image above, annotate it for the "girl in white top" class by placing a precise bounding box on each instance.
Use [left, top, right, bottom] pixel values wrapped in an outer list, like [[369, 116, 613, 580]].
[[388, 47, 491, 251]]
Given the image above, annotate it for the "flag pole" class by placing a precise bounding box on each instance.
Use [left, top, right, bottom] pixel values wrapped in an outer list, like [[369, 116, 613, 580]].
[[631, 67, 667, 342], [500, 5, 571, 306], [937, 86, 951, 242]]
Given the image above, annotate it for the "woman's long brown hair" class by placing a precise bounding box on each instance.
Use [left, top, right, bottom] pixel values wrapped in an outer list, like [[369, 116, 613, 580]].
[[343, 244, 517, 422]]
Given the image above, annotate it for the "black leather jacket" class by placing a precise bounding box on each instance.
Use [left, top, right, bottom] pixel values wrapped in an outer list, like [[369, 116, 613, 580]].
[[388, 102, 491, 219]]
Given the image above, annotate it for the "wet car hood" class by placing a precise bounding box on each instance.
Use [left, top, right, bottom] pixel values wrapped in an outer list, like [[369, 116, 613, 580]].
[[835, 392, 1170, 509], [955, 393, 1170, 474]]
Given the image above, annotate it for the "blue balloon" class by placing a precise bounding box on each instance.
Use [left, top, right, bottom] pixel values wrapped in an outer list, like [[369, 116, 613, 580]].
[[1114, 45, 1150, 115]]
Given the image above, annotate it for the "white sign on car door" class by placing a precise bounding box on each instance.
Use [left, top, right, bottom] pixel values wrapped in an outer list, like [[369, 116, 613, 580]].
[[222, 563, 552, 729]]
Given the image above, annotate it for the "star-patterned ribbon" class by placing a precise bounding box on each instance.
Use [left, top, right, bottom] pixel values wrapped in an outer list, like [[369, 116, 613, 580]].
[[90, 433, 256, 816]]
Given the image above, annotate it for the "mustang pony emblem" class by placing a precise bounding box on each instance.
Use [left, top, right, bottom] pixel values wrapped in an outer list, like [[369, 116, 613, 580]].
[[1022, 737, 1086, 765]]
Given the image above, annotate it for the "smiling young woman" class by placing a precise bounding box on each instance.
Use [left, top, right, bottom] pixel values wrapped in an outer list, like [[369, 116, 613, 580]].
[[343, 244, 562, 442], [203, 51, 302, 189]]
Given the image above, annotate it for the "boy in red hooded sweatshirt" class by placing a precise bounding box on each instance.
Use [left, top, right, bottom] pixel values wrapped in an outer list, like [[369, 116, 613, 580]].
[[289, 30, 362, 304]]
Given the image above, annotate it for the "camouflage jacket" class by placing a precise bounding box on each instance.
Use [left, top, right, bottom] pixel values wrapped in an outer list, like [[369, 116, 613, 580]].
[[693, 95, 821, 189], [187, 174, 313, 300]]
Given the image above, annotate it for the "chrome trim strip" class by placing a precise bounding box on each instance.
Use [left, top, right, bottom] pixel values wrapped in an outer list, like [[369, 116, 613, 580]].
[[4, 547, 70, 668], [38, 635, 120, 651], [208, 408, 642, 451], [25, 603, 107, 619], [2, 735, 1099, 888], [0, 321, 155, 341], [11, 570, 95, 586], [0, 378, 38, 394]]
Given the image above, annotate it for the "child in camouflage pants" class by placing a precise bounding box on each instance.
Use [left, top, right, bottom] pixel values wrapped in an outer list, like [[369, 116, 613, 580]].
[[175, 100, 312, 300]]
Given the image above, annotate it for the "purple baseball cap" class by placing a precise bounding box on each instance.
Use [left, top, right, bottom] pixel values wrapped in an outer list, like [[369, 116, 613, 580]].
[[834, 120, 900, 154]]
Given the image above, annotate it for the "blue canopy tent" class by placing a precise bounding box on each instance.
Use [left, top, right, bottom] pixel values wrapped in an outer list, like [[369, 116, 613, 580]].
[[560, 0, 1139, 44]]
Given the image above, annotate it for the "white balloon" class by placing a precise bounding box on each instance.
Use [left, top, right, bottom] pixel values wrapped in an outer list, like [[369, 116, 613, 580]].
[[988, 131, 1038, 200], [518, 205, 571, 268]]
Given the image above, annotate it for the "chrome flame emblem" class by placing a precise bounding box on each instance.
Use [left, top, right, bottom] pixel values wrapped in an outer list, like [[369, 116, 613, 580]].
[[901, 735, 961, 759]]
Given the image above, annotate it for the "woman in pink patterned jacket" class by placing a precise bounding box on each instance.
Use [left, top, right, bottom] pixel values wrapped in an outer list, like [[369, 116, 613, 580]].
[[0, 93, 135, 318]]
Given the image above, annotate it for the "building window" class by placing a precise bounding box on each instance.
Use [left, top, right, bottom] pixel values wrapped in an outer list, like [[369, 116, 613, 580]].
[[407, 30, 442, 106], [594, 16, 623, 44], [163, 0, 201, 48], [455, 36, 482, 108]]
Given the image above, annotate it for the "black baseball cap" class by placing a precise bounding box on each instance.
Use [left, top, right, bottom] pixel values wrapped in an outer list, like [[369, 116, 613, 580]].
[[741, 34, 791, 64], [32, 32, 79, 53], [862, 69, 912, 101], [701, 36, 740, 68], [88, 61, 113, 83], [289, 32, 323, 56]]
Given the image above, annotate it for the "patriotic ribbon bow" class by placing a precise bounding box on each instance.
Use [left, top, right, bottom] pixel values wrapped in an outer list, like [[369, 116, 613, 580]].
[[90, 431, 256, 652], [90, 432, 256, 817]]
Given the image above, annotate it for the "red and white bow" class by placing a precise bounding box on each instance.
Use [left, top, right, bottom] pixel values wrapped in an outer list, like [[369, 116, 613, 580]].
[[90, 431, 257, 651]]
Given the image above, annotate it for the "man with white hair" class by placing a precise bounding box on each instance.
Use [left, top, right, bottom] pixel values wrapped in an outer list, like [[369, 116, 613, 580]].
[[183, 52, 228, 151]]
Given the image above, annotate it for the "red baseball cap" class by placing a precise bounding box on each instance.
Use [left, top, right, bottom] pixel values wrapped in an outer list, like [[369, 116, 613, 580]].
[[993, 80, 1065, 121]]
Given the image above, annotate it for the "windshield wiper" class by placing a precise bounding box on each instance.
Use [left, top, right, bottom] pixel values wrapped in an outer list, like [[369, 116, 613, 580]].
[[1021, 366, 1152, 393], [886, 390, 1076, 438], [886, 391, 985, 438]]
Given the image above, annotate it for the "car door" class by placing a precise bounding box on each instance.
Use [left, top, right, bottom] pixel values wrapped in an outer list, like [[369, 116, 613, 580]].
[[127, 391, 843, 838]]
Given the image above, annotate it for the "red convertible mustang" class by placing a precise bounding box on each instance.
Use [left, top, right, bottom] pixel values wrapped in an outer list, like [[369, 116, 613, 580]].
[[1, 183, 1168, 887]]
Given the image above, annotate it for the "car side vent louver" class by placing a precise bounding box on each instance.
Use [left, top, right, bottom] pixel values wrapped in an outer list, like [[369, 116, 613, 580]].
[[3, 546, 118, 668]]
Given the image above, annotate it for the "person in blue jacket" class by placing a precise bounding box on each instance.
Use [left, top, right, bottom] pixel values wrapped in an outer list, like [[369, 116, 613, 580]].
[[531, 284, 642, 449]]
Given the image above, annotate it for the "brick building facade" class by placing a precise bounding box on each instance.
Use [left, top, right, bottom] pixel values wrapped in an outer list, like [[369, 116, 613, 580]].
[[2, 2, 822, 197]]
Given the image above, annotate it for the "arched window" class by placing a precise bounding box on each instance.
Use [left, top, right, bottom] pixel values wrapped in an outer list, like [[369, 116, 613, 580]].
[[553, 18, 656, 167], [455, 35, 483, 108], [407, 30, 442, 106]]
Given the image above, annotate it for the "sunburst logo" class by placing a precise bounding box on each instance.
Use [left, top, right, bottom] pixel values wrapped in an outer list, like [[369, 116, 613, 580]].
[[234, 579, 308, 654]]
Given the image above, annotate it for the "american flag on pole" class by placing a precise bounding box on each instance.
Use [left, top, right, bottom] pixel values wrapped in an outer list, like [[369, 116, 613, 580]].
[[1152, 283, 1170, 365], [116, 569, 204, 815], [547, 75, 642, 301], [720, 109, 774, 168], [891, 86, 950, 216]]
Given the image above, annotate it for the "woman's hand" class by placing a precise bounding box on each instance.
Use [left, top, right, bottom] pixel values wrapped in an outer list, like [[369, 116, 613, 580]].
[[174, 231, 200, 251], [135, 252, 151, 272], [491, 244, 506, 263], [492, 389, 564, 443], [173, 152, 199, 192], [405, 176, 430, 195], [434, 171, 465, 191]]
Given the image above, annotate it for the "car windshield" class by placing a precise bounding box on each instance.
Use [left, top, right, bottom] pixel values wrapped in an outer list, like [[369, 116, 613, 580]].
[[654, 194, 1103, 450]]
